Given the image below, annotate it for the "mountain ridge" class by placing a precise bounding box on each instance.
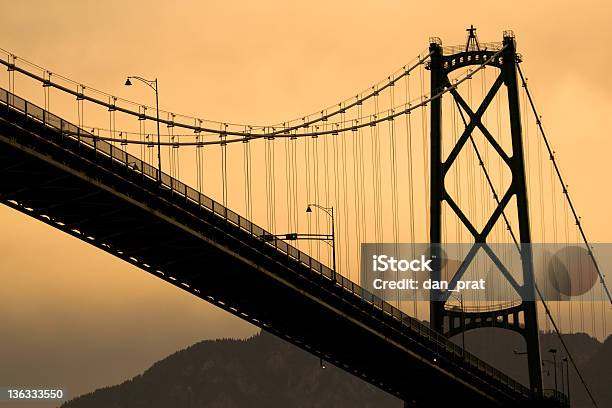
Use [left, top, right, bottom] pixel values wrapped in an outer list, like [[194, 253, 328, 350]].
[[61, 330, 610, 408]]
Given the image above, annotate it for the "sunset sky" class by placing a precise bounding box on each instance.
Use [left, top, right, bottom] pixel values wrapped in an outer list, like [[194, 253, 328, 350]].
[[1, 0, 611, 404]]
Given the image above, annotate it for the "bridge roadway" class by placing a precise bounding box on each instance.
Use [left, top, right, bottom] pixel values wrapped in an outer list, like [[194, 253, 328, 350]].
[[0, 88, 558, 407]]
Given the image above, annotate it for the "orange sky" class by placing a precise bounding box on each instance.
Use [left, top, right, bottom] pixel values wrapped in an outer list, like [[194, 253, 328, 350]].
[[1, 0, 611, 404]]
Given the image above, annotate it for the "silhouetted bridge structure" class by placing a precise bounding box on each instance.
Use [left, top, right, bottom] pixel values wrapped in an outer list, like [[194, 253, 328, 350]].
[[3, 28, 605, 407], [0, 90, 561, 408]]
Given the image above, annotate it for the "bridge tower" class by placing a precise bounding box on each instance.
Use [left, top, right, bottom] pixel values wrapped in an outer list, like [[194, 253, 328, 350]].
[[427, 28, 543, 395]]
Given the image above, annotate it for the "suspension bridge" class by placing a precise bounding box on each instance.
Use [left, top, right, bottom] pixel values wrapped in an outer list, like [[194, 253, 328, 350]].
[[0, 28, 609, 407]]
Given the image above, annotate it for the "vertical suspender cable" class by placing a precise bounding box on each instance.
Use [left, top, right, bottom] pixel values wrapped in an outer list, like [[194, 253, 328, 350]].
[[284, 136, 292, 232], [313, 128, 321, 260], [419, 58, 430, 243], [340, 111, 350, 277], [305, 125, 312, 254], [404, 72, 418, 317]]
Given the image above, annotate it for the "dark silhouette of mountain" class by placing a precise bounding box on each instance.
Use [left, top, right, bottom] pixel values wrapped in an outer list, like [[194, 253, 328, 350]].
[[61, 330, 610, 408], [579, 335, 612, 407], [61, 331, 399, 408], [457, 329, 610, 408]]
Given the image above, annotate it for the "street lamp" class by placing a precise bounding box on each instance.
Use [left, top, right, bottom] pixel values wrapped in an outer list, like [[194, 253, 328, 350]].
[[562, 357, 570, 403], [125, 75, 162, 183], [516, 348, 563, 401], [548, 348, 558, 398], [447, 291, 465, 357], [261, 205, 335, 370], [306, 204, 336, 281]]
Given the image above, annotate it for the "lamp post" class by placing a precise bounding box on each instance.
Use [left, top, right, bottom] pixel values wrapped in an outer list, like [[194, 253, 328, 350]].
[[125, 76, 161, 183], [558, 357, 565, 398], [548, 348, 558, 398], [261, 204, 336, 370], [447, 291, 465, 357], [517, 348, 563, 400], [307, 204, 334, 371], [306, 204, 336, 281], [562, 357, 570, 403]]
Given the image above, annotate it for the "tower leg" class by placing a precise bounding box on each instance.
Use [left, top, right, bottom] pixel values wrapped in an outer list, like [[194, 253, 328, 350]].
[[429, 39, 444, 333], [502, 33, 543, 396]]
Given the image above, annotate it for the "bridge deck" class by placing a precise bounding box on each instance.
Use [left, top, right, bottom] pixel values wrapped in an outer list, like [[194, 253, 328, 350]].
[[0, 88, 553, 407]]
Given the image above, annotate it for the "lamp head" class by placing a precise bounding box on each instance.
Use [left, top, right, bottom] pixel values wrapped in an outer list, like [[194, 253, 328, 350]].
[[124, 78, 132, 86]]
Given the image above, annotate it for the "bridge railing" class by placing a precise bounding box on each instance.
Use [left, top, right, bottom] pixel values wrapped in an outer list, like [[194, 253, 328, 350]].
[[0, 87, 533, 400]]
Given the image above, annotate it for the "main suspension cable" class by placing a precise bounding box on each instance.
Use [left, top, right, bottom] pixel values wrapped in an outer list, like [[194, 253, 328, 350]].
[[517, 65, 612, 305], [9, 48, 505, 147]]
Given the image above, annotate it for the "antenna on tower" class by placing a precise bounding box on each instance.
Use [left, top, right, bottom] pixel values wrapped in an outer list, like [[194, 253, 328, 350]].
[[465, 25, 480, 51]]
